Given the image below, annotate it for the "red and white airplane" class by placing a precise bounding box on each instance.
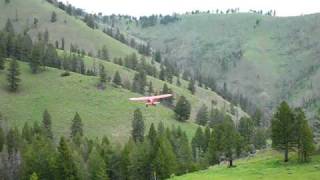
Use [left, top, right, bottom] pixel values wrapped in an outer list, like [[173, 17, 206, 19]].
[[129, 94, 172, 107]]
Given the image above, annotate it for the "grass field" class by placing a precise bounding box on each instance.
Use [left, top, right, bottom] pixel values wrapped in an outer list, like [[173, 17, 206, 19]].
[[74, 53, 248, 121], [0, 61, 199, 143], [0, 0, 137, 58], [170, 150, 320, 180]]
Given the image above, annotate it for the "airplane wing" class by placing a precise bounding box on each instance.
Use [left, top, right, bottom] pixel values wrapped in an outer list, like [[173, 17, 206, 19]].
[[152, 94, 172, 100], [129, 96, 151, 101], [129, 94, 172, 101]]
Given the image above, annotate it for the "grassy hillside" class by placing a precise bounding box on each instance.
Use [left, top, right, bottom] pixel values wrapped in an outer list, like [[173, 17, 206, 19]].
[[116, 13, 320, 118], [0, 60, 199, 142], [170, 150, 320, 180], [73, 53, 248, 121], [0, 0, 137, 58]]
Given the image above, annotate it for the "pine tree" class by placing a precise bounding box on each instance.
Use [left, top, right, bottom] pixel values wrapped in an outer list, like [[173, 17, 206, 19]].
[[70, 112, 83, 138], [5, 18, 14, 34], [196, 104, 209, 126], [153, 135, 177, 179], [220, 119, 238, 167], [21, 136, 56, 180], [238, 117, 254, 145], [0, 125, 4, 152], [42, 109, 53, 139], [154, 50, 161, 63], [56, 137, 78, 179], [88, 147, 109, 180], [188, 78, 196, 94], [148, 81, 154, 95], [99, 64, 107, 89], [174, 96, 191, 122], [7, 59, 20, 92], [148, 123, 157, 145], [0, 56, 4, 70], [294, 108, 315, 162], [132, 70, 147, 94], [207, 130, 218, 165], [30, 43, 43, 73], [176, 76, 181, 86], [191, 127, 205, 162], [51, 11, 57, 23], [112, 71, 122, 86], [131, 109, 144, 143], [61, 37, 65, 50], [271, 101, 296, 162]]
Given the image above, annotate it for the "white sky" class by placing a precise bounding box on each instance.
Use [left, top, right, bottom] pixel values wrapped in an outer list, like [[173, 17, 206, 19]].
[[60, 0, 320, 17]]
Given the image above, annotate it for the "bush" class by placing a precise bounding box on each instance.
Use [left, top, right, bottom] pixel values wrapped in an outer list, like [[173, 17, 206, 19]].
[[61, 71, 70, 77]]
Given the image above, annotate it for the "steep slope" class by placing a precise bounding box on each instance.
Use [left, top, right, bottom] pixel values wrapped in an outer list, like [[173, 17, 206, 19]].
[[170, 150, 320, 180], [0, 60, 199, 142], [0, 0, 136, 58], [116, 13, 320, 118], [69, 52, 248, 121]]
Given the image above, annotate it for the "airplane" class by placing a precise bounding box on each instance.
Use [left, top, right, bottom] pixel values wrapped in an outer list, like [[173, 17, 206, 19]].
[[129, 94, 173, 107]]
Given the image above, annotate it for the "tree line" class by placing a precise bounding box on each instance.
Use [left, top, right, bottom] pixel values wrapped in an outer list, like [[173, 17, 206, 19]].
[[0, 105, 268, 180]]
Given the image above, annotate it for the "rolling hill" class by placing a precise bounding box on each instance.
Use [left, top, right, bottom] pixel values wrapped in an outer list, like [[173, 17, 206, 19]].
[[0, 0, 250, 143], [0, 0, 136, 58], [113, 12, 320, 121], [0, 60, 200, 142]]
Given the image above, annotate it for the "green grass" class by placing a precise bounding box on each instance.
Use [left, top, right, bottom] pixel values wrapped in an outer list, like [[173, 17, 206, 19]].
[[72, 53, 248, 121], [0, 0, 137, 58], [170, 150, 320, 180], [0, 61, 198, 143]]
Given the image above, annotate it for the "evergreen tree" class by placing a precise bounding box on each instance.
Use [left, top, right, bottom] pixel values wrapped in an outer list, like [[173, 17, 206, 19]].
[[174, 96, 191, 122], [101, 45, 109, 60], [238, 117, 254, 145], [112, 71, 122, 86], [294, 108, 314, 162], [42, 109, 53, 139], [271, 101, 296, 162], [153, 135, 177, 179], [99, 63, 107, 88], [191, 127, 205, 162], [196, 104, 209, 125], [30, 43, 43, 73], [0, 125, 4, 152], [154, 50, 161, 63], [188, 78, 196, 94], [61, 37, 65, 50], [7, 58, 20, 92], [51, 11, 57, 23], [21, 136, 56, 180], [131, 108, 144, 142], [207, 130, 218, 165], [0, 56, 4, 70], [88, 147, 109, 180], [220, 119, 238, 167], [252, 128, 267, 149], [148, 123, 157, 145], [56, 137, 78, 180], [5, 18, 14, 34], [148, 81, 154, 95], [44, 29, 49, 43], [129, 140, 152, 180], [132, 70, 147, 94], [176, 76, 181, 87], [70, 112, 83, 138]]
